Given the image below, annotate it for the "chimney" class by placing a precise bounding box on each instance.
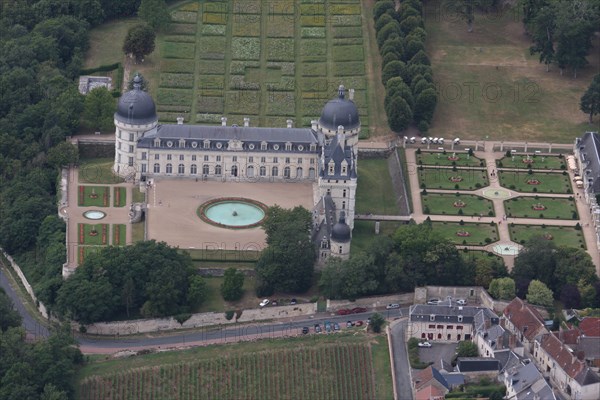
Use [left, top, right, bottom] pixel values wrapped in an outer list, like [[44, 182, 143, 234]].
[[176, 116, 184, 125], [221, 117, 227, 126], [243, 117, 250, 127], [286, 119, 293, 128], [497, 335, 504, 350], [311, 120, 318, 131], [485, 319, 491, 330], [509, 333, 516, 348], [349, 88, 355, 100]]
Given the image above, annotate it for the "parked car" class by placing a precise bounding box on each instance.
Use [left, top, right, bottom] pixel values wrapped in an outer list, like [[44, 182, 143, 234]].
[[301, 326, 309, 334], [325, 321, 332, 333], [386, 303, 400, 309], [456, 299, 467, 306], [336, 309, 351, 315], [346, 320, 354, 328], [259, 299, 270, 307], [351, 307, 367, 314], [355, 320, 364, 327], [314, 324, 322, 333], [333, 322, 340, 331], [418, 341, 432, 348], [290, 298, 297, 305], [427, 299, 440, 305]]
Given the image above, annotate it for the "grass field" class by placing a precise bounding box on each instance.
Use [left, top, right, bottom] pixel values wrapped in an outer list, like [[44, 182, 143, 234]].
[[422, 193, 495, 217], [497, 155, 566, 170], [132, 222, 145, 243], [84, 18, 139, 68], [77, 246, 103, 264], [416, 151, 484, 167], [184, 248, 260, 263], [78, 224, 108, 246], [425, 3, 599, 142], [504, 197, 578, 219], [79, 158, 124, 184], [77, 333, 392, 400], [510, 224, 585, 249], [430, 221, 499, 246], [418, 167, 489, 190], [498, 171, 572, 193], [351, 220, 403, 254], [198, 275, 257, 313], [78, 186, 110, 207], [356, 158, 398, 215], [112, 224, 126, 246], [113, 187, 126, 207]]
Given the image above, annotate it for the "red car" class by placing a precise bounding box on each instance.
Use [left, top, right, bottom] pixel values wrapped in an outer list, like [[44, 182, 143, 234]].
[[351, 307, 367, 314], [336, 309, 351, 315], [355, 320, 364, 327]]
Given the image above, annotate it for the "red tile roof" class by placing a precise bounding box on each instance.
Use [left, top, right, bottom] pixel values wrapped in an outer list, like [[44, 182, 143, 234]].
[[416, 384, 446, 400], [579, 317, 600, 337], [503, 298, 546, 341], [554, 328, 581, 345], [540, 333, 585, 380]]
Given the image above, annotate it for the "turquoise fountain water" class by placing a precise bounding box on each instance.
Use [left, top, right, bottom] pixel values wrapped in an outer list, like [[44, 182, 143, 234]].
[[204, 201, 265, 227], [83, 210, 106, 220]]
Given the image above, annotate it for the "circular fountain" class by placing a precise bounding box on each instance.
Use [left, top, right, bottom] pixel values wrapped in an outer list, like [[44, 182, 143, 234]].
[[198, 198, 268, 229], [83, 210, 106, 220]]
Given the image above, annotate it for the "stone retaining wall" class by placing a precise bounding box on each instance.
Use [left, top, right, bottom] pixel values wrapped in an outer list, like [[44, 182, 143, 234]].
[[83, 303, 318, 335], [196, 268, 255, 277], [326, 293, 414, 311]]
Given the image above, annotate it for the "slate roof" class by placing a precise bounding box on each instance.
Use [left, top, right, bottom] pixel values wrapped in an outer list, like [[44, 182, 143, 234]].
[[494, 349, 524, 372], [538, 333, 600, 385], [410, 304, 483, 324], [576, 131, 600, 194], [577, 337, 600, 360], [320, 134, 356, 179], [505, 362, 555, 400], [312, 195, 336, 246], [138, 124, 319, 152], [579, 317, 600, 337], [456, 357, 501, 372], [413, 366, 450, 391], [503, 298, 546, 341], [319, 85, 360, 131], [115, 80, 157, 124], [439, 372, 465, 388]]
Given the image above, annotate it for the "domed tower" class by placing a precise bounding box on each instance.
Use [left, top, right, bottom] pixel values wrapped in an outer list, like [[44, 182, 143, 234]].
[[113, 75, 158, 178], [330, 211, 351, 259], [318, 85, 360, 152]]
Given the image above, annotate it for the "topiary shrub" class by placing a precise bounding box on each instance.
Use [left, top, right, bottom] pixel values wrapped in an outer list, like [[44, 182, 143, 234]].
[[459, 219, 464, 225], [416, 148, 421, 154], [487, 210, 493, 217], [572, 211, 578, 219], [485, 237, 492, 243], [575, 223, 582, 230], [225, 310, 235, 320]]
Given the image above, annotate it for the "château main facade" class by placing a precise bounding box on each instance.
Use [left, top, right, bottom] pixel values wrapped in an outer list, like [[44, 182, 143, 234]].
[[113, 76, 360, 260]]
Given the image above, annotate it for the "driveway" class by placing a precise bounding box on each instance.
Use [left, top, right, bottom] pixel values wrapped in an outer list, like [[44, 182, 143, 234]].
[[418, 342, 458, 368], [390, 320, 413, 400]]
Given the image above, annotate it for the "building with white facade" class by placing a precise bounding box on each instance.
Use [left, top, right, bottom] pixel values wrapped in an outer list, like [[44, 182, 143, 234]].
[[113, 76, 361, 260]]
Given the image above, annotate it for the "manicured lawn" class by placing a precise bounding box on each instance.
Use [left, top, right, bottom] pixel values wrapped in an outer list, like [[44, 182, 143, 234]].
[[184, 248, 260, 262], [416, 151, 484, 167], [431, 222, 499, 246], [78, 223, 109, 246], [78, 186, 110, 207], [112, 224, 126, 246], [84, 18, 139, 68], [510, 224, 586, 249], [351, 220, 403, 255], [77, 246, 103, 264], [131, 222, 145, 243], [113, 187, 126, 207], [356, 158, 398, 215], [498, 171, 572, 194], [78, 158, 124, 184], [132, 187, 145, 203], [418, 167, 488, 191], [76, 333, 390, 400], [497, 155, 566, 170], [422, 193, 495, 217], [424, 2, 599, 142], [197, 276, 257, 313], [504, 197, 578, 219]]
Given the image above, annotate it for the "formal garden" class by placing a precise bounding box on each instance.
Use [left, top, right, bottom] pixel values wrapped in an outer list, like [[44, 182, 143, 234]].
[[416, 150, 484, 167], [498, 171, 572, 193], [422, 193, 495, 217], [79, 158, 124, 184], [418, 167, 489, 190], [154, 0, 371, 137], [112, 224, 127, 246], [78, 186, 110, 207], [504, 196, 578, 220], [430, 221, 499, 246], [113, 187, 126, 207], [510, 224, 586, 249], [496, 154, 566, 170]]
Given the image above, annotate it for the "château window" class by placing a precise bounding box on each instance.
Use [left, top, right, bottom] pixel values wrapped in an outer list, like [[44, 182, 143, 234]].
[[261, 142, 267, 150], [285, 142, 292, 151], [129, 133, 134, 141], [128, 157, 133, 166], [204, 155, 209, 162], [203, 164, 209, 175], [298, 158, 302, 164], [203, 140, 210, 149], [178, 164, 185, 174], [167, 154, 172, 161], [216, 156, 221, 162], [141, 164, 147, 173], [273, 157, 278, 163], [261, 157, 266, 163], [155, 154, 160, 160], [284, 167, 290, 178], [141, 152, 147, 160], [272, 166, 278, 176], [233, 156, 237, 162], [343, 189, 346, 198], [328, 162, 335, 175], [248, 157, 254, 163], [260, 166, 266, 176], [166, 163, 173, 174], [285, 158, 290, 164], [190, 164, 197, 174], [153, 163, 160, 173], [191, 155, 196, 161], [215, 165, 222, 175]]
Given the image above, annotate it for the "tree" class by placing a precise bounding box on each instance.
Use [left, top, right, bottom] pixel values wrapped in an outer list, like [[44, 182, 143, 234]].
[[319, 253, 378, 300], [138, 0, 170, 31], [456, 340, 478, 357], [122, 23, 156, 63], [529, 5, 556, 72], [373, 0, 395, 21], [386, 95, 412, 132], [255, 206, 315, 294], [455, 0, 475, 32], [488, 277, 516, 300], [382, 60, 407, 86], [0, 289, 22, 332], [553, 247, 597, 296], [221, 268, 245, 301], [386, 77, 414, 108], [82, 86, 115, 132], [526, 279, 554, 307], [369, 313, 386, 333], [580, 74, 600, 124], [187, 275, 207, 308], [560, 284, 581, 309], [375, 13, 394, 32], [47, 141, 79, 169], [127, 72, 149, 91], [413, 88, 437, 124], [377, 21, 403, 48]]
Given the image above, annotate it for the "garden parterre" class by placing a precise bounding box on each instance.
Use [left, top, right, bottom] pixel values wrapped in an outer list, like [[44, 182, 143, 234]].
[[156, 0, 370, 135]]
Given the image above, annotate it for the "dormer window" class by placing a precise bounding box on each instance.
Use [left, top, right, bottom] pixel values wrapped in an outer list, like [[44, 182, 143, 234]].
[[341, 160, 348, 176], [310, 143, 316, 152], [261, 141, 267, 150], [458, 315, 463, 322], [285, 142, 292, 151], [430, 314, 435, 321], [203, 139, 210, 149], [154, 138, 161, 147], [328, 161, 335, 176]]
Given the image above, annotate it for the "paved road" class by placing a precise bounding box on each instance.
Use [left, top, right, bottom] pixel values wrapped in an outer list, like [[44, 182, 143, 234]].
[[390, 320, 413, 400], [0, 268, 50, 339]]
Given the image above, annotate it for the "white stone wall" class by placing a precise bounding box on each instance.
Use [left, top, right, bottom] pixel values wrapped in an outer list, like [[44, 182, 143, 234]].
[[317, 177, 357, 229], [114, 119, 157, 177]]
